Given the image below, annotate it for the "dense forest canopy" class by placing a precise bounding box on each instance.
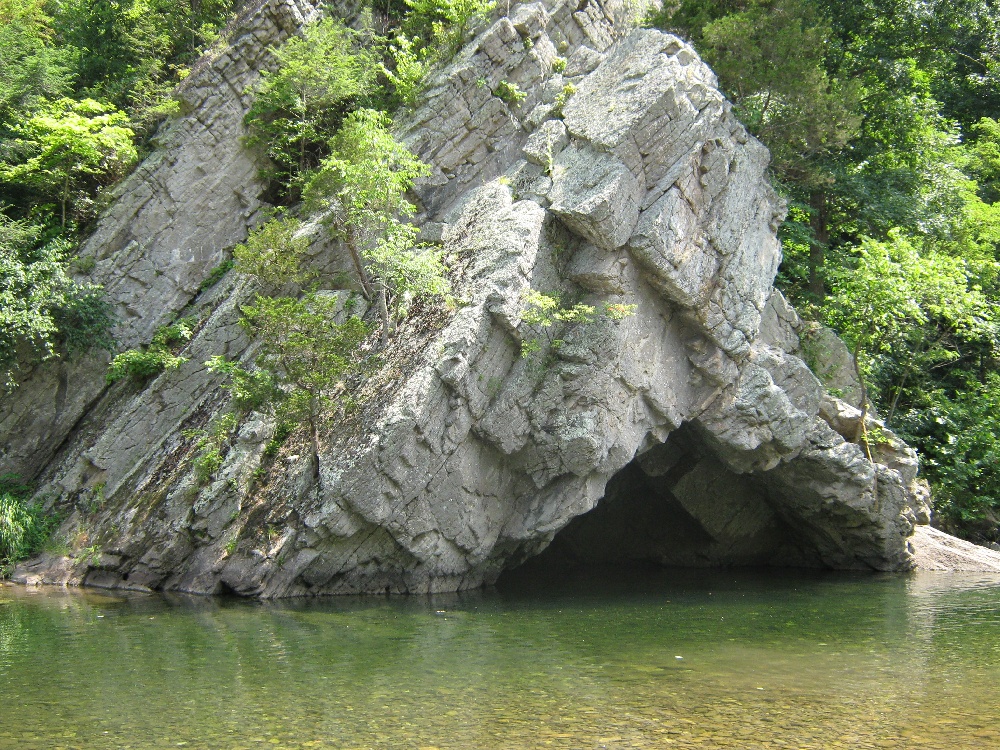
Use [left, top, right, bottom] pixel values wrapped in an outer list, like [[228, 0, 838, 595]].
[[0, 0, 998, 567]]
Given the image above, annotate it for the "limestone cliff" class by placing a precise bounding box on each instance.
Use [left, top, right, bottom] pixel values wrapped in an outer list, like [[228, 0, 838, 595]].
[[6, 0, 937, 596]]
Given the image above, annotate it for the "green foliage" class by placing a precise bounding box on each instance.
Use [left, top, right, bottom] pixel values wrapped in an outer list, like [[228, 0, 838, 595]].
[[656, 0, 861, 189], [966, 118, 1000, 205], [0, 473, 58, 577], [239, 293, 370, 415], [210, 294, 371, 463], [50, 0, 234, 126], [183, 412, 238, 484], [403, 0, 495, 55], [896, 376, 1000, 544], [205, 355, 281, 414], [494, 80, 526, 106], [519, 290, 636, 358], [233, 216, 312, 287], [364, 220, 450, 314], [822, 231, 993, 451], [551, 57, 566, 74], [382, 34, 432, 108], [244, 18, 376, 195], [106, 348, 185, 384], [106, 319, 193, 384], [551, 82, 575, 117], [0, 97, 137, 228], [262, 420, 296, 459], [0, 0, 76, 121], [198, 259, 234, 292], [0, 217, 114, 387], [304, 108, 446, 343]]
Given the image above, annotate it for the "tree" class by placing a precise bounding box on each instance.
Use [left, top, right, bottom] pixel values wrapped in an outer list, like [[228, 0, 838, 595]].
[[235, 293, 370, 467], [403, 0, 495, 54], [213, 214, 369, 474], [896, 375, 1000, 544], [823, 230, 993, 453], [232, 215, 313, 287], [303, 108, 448, 344], [0, 0, 76, 122], [51, 0, 234, 124], [244, 18, 376, 194], [0, 215, 114, 388], [0, 97, 136, 228]]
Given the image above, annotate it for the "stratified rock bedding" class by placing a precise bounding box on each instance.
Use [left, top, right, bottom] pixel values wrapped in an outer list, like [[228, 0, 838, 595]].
[[7, 0, 949, 596]]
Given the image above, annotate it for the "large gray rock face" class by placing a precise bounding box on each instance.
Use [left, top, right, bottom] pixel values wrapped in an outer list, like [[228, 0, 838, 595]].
[[10, 0, 931, 596]]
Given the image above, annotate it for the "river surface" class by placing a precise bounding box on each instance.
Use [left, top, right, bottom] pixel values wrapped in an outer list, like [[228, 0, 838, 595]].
[[2, 568, 999, 749]]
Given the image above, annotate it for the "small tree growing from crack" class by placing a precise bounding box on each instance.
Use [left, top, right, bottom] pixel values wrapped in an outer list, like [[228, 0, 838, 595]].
[[206, 216, 370, 479], [303, 108, 449, 346], [519, 289, 637, 360]]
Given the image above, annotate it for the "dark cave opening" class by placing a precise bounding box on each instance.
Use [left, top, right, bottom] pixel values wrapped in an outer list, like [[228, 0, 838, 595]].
[[499, 426, 820, 585]]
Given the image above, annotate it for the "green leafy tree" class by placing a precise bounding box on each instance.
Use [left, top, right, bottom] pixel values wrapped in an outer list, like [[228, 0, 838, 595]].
[[519, 290, 636, 358], [52, 0, 234, 124], [214, 212, 370, 473], [896, 375, 1000, 544], [381, 33, 432, 108], [244, 18, 376, 194], [403, 0, 495, 55], [106, 319, 194, 385], [303, 108, 447, 344], [0, 215, 114, 388], [0, 0, 76, 121], [208, 295, 370, 474], [0, 97, 137, 227], [232, 215, 313, 287], [823, 231, 993, 454]]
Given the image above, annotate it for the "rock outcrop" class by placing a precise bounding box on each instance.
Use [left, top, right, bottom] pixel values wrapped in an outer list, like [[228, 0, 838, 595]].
[[9, 0, 937, 596]]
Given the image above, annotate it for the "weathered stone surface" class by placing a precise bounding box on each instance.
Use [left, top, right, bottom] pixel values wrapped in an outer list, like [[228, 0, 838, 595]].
[[8, 0, 941, 597], [549, 144, 642, 250], [910, 525, 1000, 572]]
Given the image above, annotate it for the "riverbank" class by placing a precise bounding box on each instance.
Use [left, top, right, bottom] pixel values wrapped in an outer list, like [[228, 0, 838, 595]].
[[911, 525, 1000, 572]]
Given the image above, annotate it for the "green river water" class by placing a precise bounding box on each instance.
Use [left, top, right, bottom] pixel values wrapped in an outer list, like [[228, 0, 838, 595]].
[[2, 569, 999, 750]]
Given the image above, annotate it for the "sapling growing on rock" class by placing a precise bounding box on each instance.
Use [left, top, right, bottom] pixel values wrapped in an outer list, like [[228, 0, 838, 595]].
[[303, 108, 449, 345], [244, 18, 376, 195], [519, 289, 636, 359]]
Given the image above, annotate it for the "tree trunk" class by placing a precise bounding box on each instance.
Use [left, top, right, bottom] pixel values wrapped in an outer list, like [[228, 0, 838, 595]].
[[809, 189, 829, 302], [377, 283, 390, 347], [346, 233, 374, 300], [852, 348, 873, 462], [62, 174, 69, 229], [308, 405, 321, 484]]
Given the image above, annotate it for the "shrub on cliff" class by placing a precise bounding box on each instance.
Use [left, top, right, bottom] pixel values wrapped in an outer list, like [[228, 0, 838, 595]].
[[0, 216, 114, 389], [244, 18, 376, 198], [303, 108, 448, 344], [0, 474, 57, 577]]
